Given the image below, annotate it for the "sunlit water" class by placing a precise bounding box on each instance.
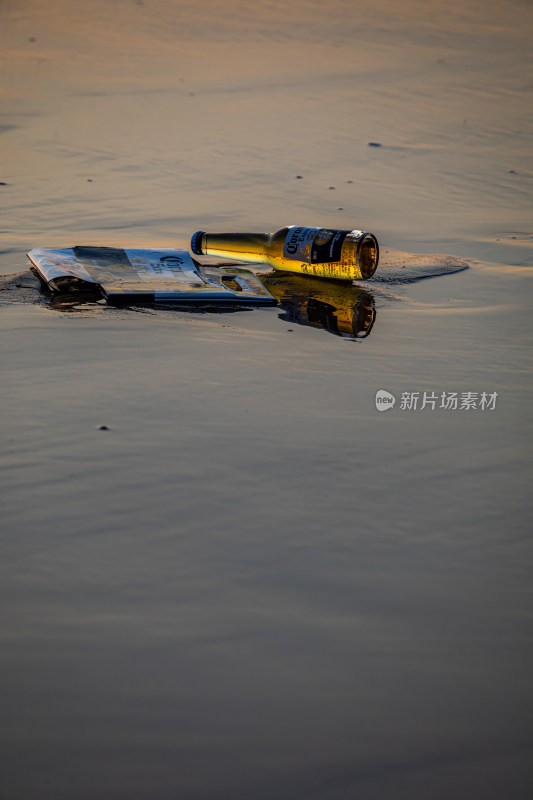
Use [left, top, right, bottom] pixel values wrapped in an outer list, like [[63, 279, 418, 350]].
[[1, 1, 532, 798]]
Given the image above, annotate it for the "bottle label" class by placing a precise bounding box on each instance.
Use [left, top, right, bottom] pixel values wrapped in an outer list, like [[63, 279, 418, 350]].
[[283, 227, 354, 264]]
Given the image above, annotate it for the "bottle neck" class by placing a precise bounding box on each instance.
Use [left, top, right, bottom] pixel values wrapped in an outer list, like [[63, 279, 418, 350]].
[[200, 232, 269, 264]]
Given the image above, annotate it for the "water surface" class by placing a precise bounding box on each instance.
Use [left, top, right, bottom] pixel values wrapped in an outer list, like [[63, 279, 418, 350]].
[[1, 1, 532, 798]]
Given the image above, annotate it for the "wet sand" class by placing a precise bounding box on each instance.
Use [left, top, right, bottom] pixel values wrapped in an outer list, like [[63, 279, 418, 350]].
[[1, 1, 533, 798]]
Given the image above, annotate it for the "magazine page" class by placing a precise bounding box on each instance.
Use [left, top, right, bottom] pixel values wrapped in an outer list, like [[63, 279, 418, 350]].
[[27, 248, 97, 291], [27, 247, 275, 304]]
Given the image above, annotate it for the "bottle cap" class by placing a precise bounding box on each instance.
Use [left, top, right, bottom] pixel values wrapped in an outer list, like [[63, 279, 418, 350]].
[[190, 231, 205, 255]]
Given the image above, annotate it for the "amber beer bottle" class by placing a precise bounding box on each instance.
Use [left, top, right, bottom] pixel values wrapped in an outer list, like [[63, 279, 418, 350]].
[[190, 226, 379, 281]]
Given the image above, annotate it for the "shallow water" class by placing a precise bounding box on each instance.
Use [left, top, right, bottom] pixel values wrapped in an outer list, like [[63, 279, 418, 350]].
[[1, 1, 533, 798]]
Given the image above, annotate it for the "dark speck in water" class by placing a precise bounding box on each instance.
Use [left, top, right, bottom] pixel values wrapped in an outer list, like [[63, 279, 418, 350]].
[[295, 175, 303, 179], [368, 142, 382, 147], [97, 425, 109, 430]]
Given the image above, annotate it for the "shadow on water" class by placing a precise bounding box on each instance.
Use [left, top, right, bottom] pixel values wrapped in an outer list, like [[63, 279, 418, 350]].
[[38, 268, 378, 338], [46, 291, 254, 316], [4, 252, 470, 340], [29, 269, 253, 316]]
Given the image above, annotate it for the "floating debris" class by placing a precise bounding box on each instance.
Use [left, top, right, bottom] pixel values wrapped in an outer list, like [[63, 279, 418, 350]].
[[27, 246, 275, 305], [192, 226, 379, 281]]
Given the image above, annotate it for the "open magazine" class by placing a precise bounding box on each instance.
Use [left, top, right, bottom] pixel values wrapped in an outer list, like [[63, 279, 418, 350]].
[[27, 246, 275, 305]]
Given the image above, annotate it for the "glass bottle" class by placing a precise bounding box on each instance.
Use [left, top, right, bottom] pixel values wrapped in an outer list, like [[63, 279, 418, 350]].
[[190, 225, 379, 281]]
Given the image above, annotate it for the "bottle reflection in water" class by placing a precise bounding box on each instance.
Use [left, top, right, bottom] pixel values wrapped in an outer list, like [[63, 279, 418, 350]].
[[261, 271, 376, 339]]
